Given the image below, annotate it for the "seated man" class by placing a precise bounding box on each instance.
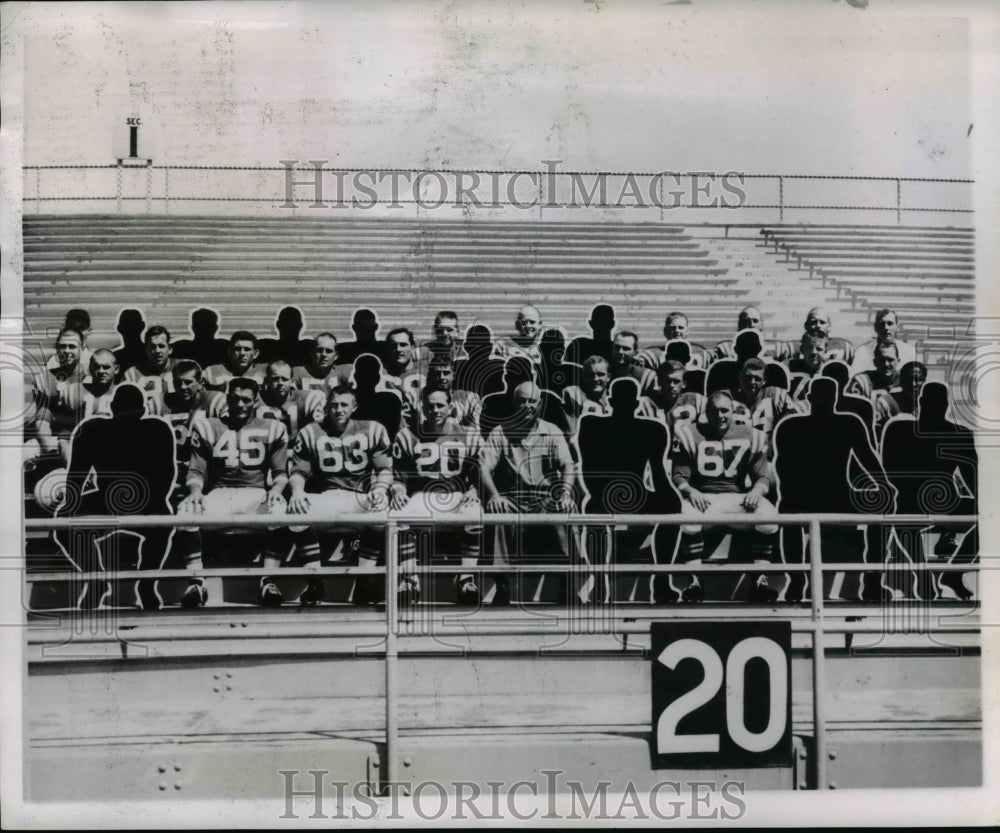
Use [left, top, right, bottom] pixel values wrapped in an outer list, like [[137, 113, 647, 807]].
[[257, 360, 325, 443], [608, 331, 657, 397], [711, 306, 781, 363], [637, 311, 710, 371], [728, 357, 800, 447], [637, 360, 706, 433], [123, 325, 177, 412], [670, 390, 780, 603], [849, 308, 916, 375], [35, 349, 119, 464], [292, 332, 348, 392], [416, 310, 467, 368], [176, 378, 289, 607], [42, 309, 92, 379], [781, 307, 854, 364], [493, 305, 545, 364], [785, 334, 829, 402], [382, 327, 425, 428], [287, 385, 396, 606], [562, 355, 612, 441], [392, 388, 484, 605], [204, 331, 265, 390], [847, 341, 902, 401], [147, 359, 225, 494], [873, 360, 927, 444], [706, 329, 788, 394], [417, 354, 482, 433], [480, 382, 576, 605]]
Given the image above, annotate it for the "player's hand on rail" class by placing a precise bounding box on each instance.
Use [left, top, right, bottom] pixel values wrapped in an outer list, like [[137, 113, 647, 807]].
[[288, 492, 311, 514], [742, 490, 762, 512], [487, 495, 517, 514], [388, 484, 408, 511], [366, 486, 390, 512], [178, 493, 204, 515], [686, 489, 710, 513]]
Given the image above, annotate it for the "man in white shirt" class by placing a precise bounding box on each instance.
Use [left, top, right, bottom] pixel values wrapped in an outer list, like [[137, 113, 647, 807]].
[[849, 308, 916, 375]]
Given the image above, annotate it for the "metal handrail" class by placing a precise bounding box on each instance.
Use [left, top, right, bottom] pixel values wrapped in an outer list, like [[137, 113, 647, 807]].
[[22, 510, 980, 792]]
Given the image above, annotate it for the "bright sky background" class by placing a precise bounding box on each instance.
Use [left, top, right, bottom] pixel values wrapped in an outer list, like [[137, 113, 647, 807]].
[[12, 0, 975, 177]]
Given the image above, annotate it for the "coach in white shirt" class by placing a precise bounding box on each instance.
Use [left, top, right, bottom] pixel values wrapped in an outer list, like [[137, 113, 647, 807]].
[[849, 308, 915, 375]]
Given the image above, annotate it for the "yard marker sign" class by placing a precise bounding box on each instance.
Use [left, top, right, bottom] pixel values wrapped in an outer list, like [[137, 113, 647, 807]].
[[651, 621, 792, 769]]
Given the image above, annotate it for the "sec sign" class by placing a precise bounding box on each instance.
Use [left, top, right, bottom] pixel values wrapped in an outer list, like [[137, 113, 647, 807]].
[[651, 621, 792, 769]]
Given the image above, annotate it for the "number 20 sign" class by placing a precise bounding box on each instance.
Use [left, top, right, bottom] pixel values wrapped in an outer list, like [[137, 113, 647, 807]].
[[651, 621, 792, 769]]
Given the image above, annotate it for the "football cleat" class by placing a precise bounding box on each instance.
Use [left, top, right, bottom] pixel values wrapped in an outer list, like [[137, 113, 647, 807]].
[[258, 579, 284, 607], [749, 574, 779, 604], [455, 576, 481, 607], [492, 578, 512, 607], [681, 578, 704, 603], [299, 577, 326, 606], [180, 581, 208, 609], [397, 574, 421, 607], [939, 571, 973, 601], [934, 531, 958, 557]]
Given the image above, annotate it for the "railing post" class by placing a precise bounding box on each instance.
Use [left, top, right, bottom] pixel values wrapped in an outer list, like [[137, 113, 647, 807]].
[[778, 175, 784, 223], [384, 519, 399, 793], [895, 178, 901, 226], [809, 518, 827, 790]]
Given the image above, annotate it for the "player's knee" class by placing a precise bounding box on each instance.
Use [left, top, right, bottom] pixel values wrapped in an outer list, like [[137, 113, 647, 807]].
[[755, 523, 779, 535], [680, 524, 702, 536]]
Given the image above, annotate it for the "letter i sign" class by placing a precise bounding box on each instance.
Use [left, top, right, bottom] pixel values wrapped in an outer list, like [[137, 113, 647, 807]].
[[651, 621, 792, 768]]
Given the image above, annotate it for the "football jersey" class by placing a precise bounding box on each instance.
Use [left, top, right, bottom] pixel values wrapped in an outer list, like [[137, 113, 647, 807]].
[[786, 367, 823, 403], [204, 362, 266, 391], [124, 360, 177, 410], [291, 364, 348, 393], [562, 386, 611, 439], [637, 343, 710, 371], [149, 390, 226, 482], [291, 418, 392, 494], [782, 337, 854, 365], [385, 368, 426, 430], [407, 387, 482, 433], [493, 336, 542, 364], [392, 419, 482, 494], [873, 389, 917, 443], [846, 370, 901, 402], [256, 388, 324, 442], [187, 414, 288, 491], [637, 391, 705, 432], [37, 381, 117, 440], [609, 362, 657, 397], [729, 386, 800, 439], [671, 421, 770, 494]]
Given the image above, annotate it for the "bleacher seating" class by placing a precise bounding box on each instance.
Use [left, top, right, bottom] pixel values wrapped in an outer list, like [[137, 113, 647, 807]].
[[760, 225, 975, 343], [23, 216, 742, 356]]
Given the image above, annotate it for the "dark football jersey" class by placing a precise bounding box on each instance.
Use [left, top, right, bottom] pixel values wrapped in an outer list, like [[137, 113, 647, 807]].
[[636, 391, 705, 432], [256, 388, 324, 442]]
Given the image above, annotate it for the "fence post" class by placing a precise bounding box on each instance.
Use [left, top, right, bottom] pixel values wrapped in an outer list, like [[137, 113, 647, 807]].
[[778, 176, 784, 223], [809, 518, 827, 789], [895, 178, 901, 226], [384, 519, 399, 793]]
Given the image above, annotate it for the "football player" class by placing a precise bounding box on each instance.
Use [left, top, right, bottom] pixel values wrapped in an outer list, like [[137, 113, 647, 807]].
[[785, 334, 829, 402], [494, 304, 544, 364], [42, 310, 92, 379], [608, 332, 657, 397], [287, 385, 396, 606], [637, 360, 706, 433], [147, 360, 225, 492], [35, 349, 119, 464], [176, 378, 289, 608], [564, 304, 615, 366], [112, 309, 146, 373], [637, 312, 710, 371], [847, 342, 902, 401], [849, 308, 916, 375], [204, 331, 265, 390], [873, 360, 927, 444], [123, 325, 177, 411], [257, 306, 314, 367], [670, 390, 779, 603], [562, 356, 612, 440], [335, 308, 382, 367], [712, 307, 782, 362], [292, 332, 348, 392], [392, 387, 484, 605], [781, 307, 854, 364], [382, 327, 425, 427], [728, 357, 800, 446], [257, 360, 324, 443], [416, 311, 466, 367], [419, 354, 482, 433]]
